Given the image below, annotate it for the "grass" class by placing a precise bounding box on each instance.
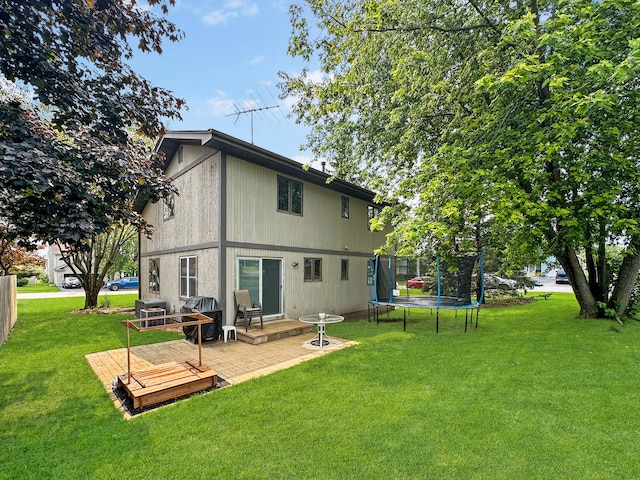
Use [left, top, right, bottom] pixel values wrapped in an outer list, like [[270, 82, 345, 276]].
[[2, 293, 640, 479], [16, 283, 61, 293]]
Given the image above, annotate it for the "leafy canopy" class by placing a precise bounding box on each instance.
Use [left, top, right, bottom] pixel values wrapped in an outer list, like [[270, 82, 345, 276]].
[[281, 0, 640, 317], [0, 1, 184, 247]]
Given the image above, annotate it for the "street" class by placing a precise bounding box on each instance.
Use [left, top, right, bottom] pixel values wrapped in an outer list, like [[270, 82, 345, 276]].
[[17, 289, 135, 300]]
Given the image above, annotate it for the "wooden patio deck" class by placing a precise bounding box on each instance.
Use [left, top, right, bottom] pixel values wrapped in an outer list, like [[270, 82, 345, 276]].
[[86, 319, 357, 417]]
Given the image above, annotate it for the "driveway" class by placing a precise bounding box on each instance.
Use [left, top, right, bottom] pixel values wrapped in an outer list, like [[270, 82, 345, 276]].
[[529, 276, 573, 293]]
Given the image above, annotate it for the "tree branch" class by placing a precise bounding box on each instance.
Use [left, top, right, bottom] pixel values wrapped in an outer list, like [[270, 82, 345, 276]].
[[353, 23, 498, 34], [466, 0, 503, 36]]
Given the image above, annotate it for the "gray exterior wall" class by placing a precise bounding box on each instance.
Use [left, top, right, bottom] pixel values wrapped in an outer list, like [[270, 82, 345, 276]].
[[139, 131, 389, 325]]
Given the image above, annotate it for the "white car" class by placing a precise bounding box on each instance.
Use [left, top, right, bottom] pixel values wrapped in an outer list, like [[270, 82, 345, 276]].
[[484, 274, 517, 290], [62, 277, 82, 289]]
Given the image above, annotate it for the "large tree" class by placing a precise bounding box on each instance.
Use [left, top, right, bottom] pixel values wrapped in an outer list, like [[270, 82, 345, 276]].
[[0, 0, 184, 247], [56, 224, 137, 309], [281, 0, 640, 319]]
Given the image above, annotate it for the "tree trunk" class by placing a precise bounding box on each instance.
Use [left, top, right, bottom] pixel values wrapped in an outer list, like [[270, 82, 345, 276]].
[[81, 272, 103, 309], [609, 244, 640, 318], [558, 247, 599, 317], [84, 285, 101, 310]]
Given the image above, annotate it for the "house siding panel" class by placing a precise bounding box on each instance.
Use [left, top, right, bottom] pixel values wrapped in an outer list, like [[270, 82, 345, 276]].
[[225, 156, 386, 254], [140, 130, 389, 326]]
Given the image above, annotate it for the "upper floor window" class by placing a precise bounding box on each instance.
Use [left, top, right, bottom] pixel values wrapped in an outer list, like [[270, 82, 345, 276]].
[[341, 196, 349, 218], [367, 205, 380, 229], [163, 193, 175, 221], [149, 258, 160, 294], [278, 176, 303, 215], [304, 258, 322, 282], [179, 256, 197, 298]]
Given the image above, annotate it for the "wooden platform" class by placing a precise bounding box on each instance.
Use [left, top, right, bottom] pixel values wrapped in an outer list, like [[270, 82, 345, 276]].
[[237, 319, 313, 345], [117, 358, 217, 409]]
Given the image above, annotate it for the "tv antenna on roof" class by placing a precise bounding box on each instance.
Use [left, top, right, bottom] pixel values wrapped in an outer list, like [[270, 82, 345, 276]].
[[226, 89, 282, 144]]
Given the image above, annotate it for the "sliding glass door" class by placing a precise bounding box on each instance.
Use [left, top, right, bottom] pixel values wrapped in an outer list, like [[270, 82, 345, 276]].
[[237, 258, 282, 316]]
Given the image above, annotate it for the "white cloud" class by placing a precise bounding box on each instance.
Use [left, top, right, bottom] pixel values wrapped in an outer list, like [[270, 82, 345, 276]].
[[202, 1, 259, 26], [205, 94, 237, 116], [250, 55, 265, 65]]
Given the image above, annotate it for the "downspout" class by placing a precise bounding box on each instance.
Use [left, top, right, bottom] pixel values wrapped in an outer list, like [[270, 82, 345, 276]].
[[219, 152, 227, 323], [137, 230, 141, 301]]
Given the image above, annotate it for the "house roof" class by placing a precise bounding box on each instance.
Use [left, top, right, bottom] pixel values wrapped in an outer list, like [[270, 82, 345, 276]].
[[134, 129, 380, 213]]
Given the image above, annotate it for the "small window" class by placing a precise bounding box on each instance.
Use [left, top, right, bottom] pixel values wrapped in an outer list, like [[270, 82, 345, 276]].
[[177, 145, 184, 164], [367, 260, 374, 285], [367, 205, 380, 229], [278, 176, 303, 215], [304, 258, 322, 282], [341, 259, 349, 280], [179, 256, 197, 298], [149, 258, 160, 294], [341, 196, 349, 218], [163, 193, 175, 221]]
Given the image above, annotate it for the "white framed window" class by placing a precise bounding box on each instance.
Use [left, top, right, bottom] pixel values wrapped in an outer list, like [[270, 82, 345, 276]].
[[179, 256, 197, 298]]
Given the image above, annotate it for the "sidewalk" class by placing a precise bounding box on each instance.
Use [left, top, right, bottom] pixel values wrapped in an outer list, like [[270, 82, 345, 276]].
[[17, 289, 133, 299]]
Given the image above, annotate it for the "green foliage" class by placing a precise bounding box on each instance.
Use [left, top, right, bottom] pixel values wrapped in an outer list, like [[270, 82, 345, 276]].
[[99, 293, 111, 309], [15, 277, 28, 287], [281, 0, 640, 317], [0, 1, 184, 247], [108, 232, 138, 277]]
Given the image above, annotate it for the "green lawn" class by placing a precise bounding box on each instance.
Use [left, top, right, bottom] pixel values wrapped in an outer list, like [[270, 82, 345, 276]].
[[16, 283, 61, 293], [2, 293, 639, 479]]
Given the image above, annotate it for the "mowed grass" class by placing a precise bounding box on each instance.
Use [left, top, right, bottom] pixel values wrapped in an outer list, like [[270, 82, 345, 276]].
[[16, 283, 61, 293], [1, 293, 640, 479]]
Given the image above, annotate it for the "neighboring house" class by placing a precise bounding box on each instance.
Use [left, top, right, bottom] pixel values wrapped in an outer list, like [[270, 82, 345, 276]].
[[525, 256, 561, 276], [136, 129, 390, 326], [45, 244, 75, 287]]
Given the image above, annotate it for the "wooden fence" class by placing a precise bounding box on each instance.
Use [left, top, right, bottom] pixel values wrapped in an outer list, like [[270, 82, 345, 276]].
[[0, 275, 17, 346]]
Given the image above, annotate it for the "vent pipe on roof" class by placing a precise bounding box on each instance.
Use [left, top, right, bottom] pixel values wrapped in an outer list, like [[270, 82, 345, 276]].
[[321, 161, 326, 172]]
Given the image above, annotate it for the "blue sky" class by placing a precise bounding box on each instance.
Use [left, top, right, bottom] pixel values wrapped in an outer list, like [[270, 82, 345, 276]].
[[130, 0, 320, 166]]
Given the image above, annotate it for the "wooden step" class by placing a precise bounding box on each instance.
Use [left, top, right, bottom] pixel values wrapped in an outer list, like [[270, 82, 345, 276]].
[[236, 319, 313, 345]]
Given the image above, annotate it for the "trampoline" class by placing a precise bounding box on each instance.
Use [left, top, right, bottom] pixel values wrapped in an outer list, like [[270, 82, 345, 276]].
[[368, 254, 484, 333]]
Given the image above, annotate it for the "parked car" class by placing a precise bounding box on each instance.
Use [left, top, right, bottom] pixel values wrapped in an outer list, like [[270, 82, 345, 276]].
[[105, 276, 139, 291], [406, 276, 430, 289], [62, 276, 82, 289], [555, 270, 570, 284], [484, 274, 518, 290]]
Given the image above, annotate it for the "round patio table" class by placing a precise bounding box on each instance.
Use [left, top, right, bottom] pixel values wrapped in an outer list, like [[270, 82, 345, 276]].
[[299, 313, 344, 347]]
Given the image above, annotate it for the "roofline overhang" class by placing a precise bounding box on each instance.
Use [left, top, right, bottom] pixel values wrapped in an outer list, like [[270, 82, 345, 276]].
[[135, 128, 381, 213]]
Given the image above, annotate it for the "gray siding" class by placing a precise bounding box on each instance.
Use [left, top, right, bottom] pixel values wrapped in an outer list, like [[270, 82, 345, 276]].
[[140, 138, 389, 326]]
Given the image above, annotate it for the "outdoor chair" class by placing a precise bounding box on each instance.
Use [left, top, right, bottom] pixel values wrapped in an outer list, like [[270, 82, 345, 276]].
[[233, 289, 263, 332]]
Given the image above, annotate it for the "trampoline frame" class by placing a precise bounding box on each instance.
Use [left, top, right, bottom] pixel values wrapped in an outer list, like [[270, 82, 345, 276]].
[[368, 255, 485, 333]]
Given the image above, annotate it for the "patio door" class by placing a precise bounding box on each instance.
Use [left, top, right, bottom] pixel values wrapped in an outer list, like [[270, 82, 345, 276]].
[[237, 258, 282, 317]]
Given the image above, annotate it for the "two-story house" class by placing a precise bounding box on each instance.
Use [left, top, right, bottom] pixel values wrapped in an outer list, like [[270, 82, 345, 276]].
[[136, 129, 389, 325]]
